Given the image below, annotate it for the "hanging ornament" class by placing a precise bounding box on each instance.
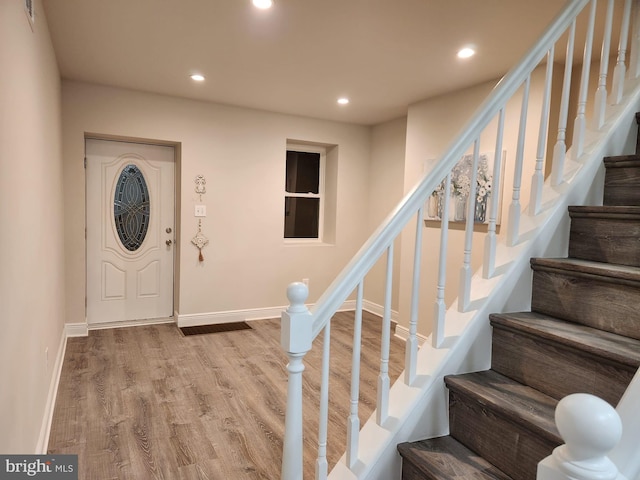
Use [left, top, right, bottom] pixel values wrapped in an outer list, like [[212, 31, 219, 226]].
[[195, 175, 206, 201], [191, 219, 209, 262]]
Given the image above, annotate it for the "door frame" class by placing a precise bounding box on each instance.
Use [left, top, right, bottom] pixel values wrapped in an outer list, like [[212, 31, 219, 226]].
[[84, 133, 181, 328]]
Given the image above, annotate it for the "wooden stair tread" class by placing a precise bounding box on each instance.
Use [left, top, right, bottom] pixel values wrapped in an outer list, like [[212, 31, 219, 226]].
[[397, 436, 512, 480], [444, 370, 560, 444], [530, 257, 640, 282], [490, 312, 640, 368], [604, 154, 640, 167], [569, 205, 640, 218]]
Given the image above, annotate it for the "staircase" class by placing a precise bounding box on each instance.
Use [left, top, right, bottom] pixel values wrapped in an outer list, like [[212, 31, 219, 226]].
[[397, 121, 640, 480]]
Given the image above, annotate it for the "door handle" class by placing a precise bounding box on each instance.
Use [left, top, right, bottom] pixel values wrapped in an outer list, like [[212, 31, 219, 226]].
[[166, 239, 173, 246]]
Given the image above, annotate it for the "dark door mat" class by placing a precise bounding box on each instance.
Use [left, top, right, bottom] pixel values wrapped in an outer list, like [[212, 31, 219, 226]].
[[180, 321, 252, 336]]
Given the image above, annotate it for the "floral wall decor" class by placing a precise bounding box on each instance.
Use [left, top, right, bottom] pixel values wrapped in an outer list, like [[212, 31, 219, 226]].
[[425, 151, 505, 225]]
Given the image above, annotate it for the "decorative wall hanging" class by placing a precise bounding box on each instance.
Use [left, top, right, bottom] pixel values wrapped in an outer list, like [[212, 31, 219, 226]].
[[424, 151, 506, 225], [195, 174, 206, 201], [191, 219, 209, 262]]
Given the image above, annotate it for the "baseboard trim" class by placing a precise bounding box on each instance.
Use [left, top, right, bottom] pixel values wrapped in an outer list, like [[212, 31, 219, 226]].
[[36, 328, 67, 454], [394, 323, 428, 345], [65, 322, 89, 337], [177, 308, 283, 328], [88, 317, 174, 331], [177, 300, 360, 328], [362, 300, 399, 323]]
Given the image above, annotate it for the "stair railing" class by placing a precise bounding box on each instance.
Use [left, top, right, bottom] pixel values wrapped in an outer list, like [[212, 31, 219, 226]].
[[280, 0, 638, 478]]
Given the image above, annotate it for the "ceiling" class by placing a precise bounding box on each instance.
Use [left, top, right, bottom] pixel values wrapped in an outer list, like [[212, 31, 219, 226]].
[[42, 0, 571, 126]]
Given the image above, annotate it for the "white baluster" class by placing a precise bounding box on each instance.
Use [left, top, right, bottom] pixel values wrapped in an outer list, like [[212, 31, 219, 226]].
[[376, 244, 393, 425], [629, 0, 640, 80], [537, 393, 625, 480], [572, 0, 597, 159], [281, 282, 313, 480], [346, 282, 364, 469], [433, 173, 451, 347], [611, 0, 633, 105], [483, 109, 505, 279], [459, 140, 480, 313], [593, 0, 615, 130], [530, 47, 554, 216], [404, 207, 424, 386], [507, 76, 531, 247], [315, 321, 331, 480], [551, 19, 576, 186]]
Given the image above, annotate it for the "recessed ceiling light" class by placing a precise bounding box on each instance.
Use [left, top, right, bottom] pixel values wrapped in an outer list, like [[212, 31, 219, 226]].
[[337, 97, 350, 105], [252, 0, 273, 9], [190, 74, 205, 82], [457, 47, 476, 59]]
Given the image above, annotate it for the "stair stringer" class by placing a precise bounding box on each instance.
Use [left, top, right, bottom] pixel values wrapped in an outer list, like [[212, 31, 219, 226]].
[[327, 81, 640, 480]]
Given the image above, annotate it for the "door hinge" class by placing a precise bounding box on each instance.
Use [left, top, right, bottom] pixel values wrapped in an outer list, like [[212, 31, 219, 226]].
[[84, 157, 87, 169]]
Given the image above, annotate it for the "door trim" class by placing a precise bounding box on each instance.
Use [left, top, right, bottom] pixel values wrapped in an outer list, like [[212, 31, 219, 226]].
[[84, 133, 181, 325]]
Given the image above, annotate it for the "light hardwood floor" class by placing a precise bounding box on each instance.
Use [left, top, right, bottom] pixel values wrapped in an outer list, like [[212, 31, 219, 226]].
[[48, 311, 406, 479]]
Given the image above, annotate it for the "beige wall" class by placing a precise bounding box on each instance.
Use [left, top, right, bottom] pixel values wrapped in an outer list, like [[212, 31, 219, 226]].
[[62, 82, 373, 323], [0, 1, 64, 452], [364, 117, 407, 312]]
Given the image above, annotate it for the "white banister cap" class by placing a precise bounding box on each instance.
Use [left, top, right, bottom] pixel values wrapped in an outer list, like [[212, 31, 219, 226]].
[[556, 393, 622, 460], [286, 282, 309, 313]]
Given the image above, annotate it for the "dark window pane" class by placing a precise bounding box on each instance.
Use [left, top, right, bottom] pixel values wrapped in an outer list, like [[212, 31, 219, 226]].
[[284, 197, 319, 238], [114, 164, 150, 251], [286, 150, 320, 194]]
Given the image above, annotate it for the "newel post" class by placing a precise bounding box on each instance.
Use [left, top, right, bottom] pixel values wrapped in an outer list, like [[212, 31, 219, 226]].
[[537, 394, 626, 480], [281, 282, 312, 480]]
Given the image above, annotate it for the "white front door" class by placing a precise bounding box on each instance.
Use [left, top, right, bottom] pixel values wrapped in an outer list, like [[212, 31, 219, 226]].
[[86, 139, 175, 325]]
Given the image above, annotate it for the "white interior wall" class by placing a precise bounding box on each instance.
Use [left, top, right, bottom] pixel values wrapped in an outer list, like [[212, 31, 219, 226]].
[[0, 0, 65, 453], [61, 81, 373, 324]]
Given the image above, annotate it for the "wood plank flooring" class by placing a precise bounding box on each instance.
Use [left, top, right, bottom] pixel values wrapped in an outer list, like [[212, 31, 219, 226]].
[[48, 311, 406, 479]]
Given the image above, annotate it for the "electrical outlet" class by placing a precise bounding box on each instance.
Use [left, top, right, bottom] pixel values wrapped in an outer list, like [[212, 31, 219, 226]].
[[302, 278, 309, 287]]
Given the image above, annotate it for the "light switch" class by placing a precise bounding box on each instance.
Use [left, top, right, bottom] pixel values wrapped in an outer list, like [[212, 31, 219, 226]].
[[195, 205, 206, 217]]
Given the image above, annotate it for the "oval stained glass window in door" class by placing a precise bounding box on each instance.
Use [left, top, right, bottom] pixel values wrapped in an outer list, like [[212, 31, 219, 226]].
[[114, 164, 151, 251]]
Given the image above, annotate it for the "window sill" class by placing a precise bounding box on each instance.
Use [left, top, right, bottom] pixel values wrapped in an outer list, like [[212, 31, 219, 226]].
[[284, 239, 334, 247]]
